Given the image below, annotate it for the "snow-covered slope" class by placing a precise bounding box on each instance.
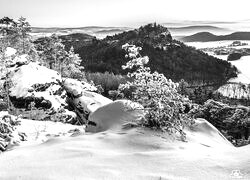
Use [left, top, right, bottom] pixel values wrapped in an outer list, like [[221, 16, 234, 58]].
[[186, 40, 250, 49], [1, 110, 249, 179], [217, 56, 250, 99], [16, 118, 85, 145], [229, 56, 250, 84]]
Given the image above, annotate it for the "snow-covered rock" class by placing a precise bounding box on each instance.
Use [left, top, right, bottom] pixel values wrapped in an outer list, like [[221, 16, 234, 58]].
[[4, 47, 16, 57], [62, 78, 97, 96], [86, 100, 144, 132], [12, 54, 29, 65], [8, 62, 66, 110], [62, 78, 112, 123]]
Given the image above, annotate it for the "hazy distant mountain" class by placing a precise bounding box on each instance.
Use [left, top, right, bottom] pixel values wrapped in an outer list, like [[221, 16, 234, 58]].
[[167, 25, 232, 37], [180, 32, 250, 42], [31, 26, 131, 39], [58, 33, 95, 50]]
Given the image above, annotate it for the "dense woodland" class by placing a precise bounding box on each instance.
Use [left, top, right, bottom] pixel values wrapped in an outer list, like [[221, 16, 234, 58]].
[[47, 23, 239, 86]]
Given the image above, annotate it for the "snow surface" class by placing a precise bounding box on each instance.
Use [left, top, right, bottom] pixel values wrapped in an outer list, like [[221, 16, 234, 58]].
[[16, 119, 85, 145], [217, 56, 250, 98], [229, 56, 250, 84], [0, 122, 249, 179], [1, 75, 250, 179], [1, 109, 250, 179], [186, 40, 250, 49], [87, 100, 143, 132]]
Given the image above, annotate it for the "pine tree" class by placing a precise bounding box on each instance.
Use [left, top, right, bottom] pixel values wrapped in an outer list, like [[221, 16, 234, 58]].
[[16, 17, 32, 54], [118, 43, 193, 139], [35, 34, 66, 70], [0, 17, 37, 59], [61, 46, 85, 80], [0, 48, 16, 112]]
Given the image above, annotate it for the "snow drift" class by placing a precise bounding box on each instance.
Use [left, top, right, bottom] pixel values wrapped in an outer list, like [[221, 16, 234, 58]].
[[0, 118, 249, 179], [86, 100, 143, 132], [1, 105, 250, 179]]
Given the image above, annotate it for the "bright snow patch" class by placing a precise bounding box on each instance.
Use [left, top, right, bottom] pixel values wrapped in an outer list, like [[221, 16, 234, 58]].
[[229, 56, 250, 84], [4, 47, 16, 57], [186, 40, 250, 49], [87, 100, 143, 132]]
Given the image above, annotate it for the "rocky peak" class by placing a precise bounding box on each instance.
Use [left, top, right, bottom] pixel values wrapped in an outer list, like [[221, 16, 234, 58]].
[[138, 23, 172, 42]]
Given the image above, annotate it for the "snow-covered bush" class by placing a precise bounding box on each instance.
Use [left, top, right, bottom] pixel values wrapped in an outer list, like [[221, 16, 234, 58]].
[[0, 112, 26, 151], [119, 44, 193, 139], [190, 99, 250, 146]]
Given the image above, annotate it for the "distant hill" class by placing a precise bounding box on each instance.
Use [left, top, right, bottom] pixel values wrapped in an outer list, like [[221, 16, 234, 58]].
[[58, 33, 95, 50], [31, 26, 128, 33], [55, 23, 237, 85], [31, 26, 131, 39], [169, 25, 230, 36], [34, 33, 95, 51], [95, 29, 128, 34], [180, 32, 250, 42]]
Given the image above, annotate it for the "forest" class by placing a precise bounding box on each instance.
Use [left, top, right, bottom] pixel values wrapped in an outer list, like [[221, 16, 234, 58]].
[[47, 23, 239, 86]]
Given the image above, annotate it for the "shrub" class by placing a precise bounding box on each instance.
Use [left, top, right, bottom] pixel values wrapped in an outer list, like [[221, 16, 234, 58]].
[[118, 43, 194, 139], [85, 72, 127, 96], [190, 99, 250, 146], [0, 113, 26, 151]]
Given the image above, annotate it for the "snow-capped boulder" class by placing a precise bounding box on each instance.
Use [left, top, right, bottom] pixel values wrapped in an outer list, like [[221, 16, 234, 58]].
[[8, 62, 67, 110], [62, 78, 112, 124], [62, 78, 97, 97], [4, 47, 16, 57], [12, 54, 29, 66], [86, 100, 144, 132]]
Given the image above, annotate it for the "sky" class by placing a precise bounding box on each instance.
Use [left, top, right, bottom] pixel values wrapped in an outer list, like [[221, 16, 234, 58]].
[[0, 0, 250, 27]]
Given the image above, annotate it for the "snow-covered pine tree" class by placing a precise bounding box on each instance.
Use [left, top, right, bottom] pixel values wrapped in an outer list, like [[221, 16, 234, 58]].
[[119, 43, 193, 139], [61, 46, 85, 80]]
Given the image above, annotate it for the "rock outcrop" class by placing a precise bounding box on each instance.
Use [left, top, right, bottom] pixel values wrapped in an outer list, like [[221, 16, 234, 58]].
[[8, 62, 66, 110], [62, 78, 112, 124], [5, 57, 114, 125]]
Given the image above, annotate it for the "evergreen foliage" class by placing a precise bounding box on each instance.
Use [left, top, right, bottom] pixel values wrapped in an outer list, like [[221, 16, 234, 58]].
[[118, 43, 194, 139]]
